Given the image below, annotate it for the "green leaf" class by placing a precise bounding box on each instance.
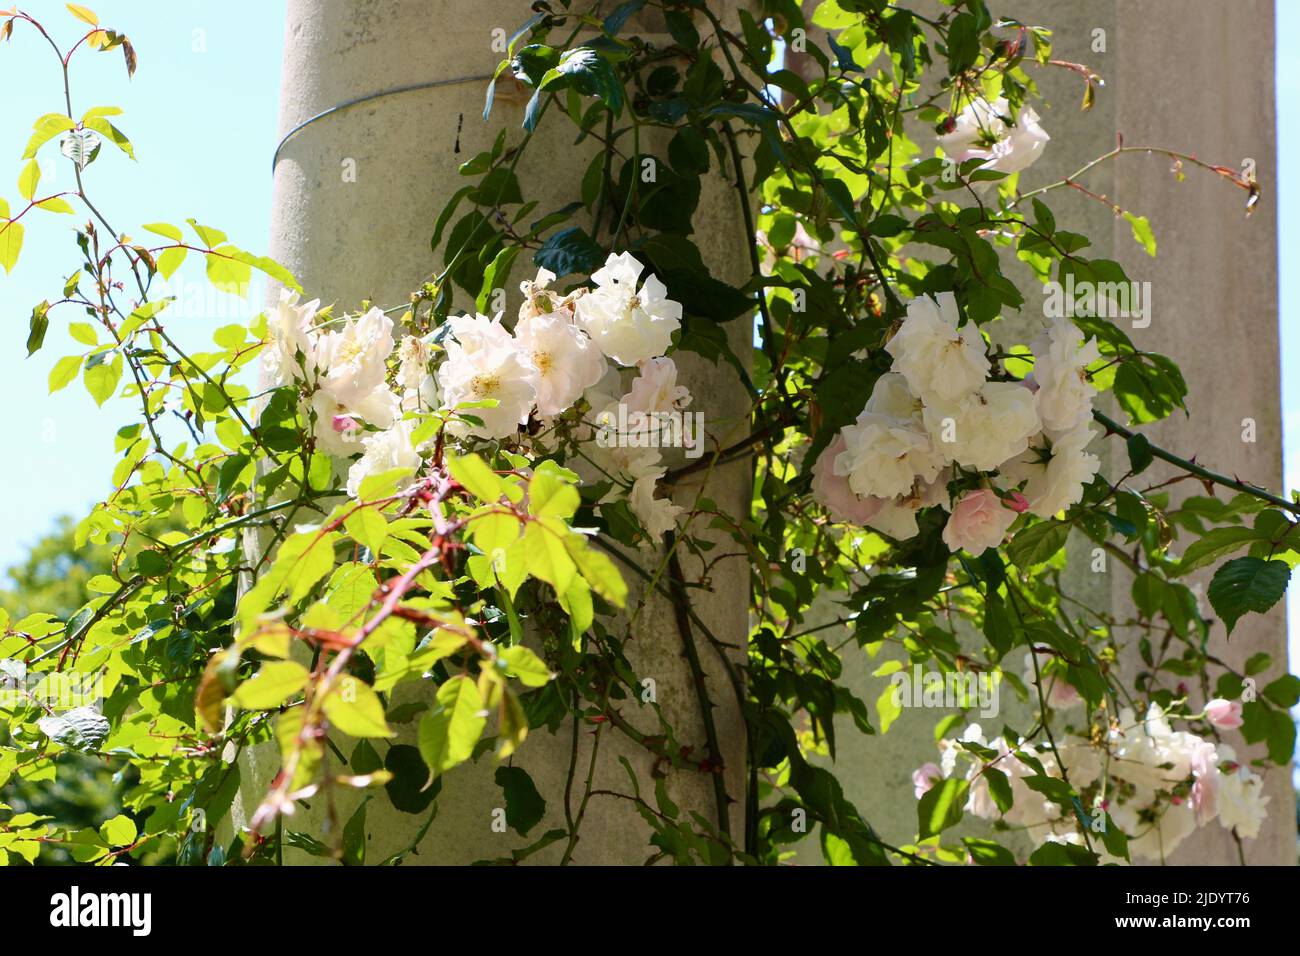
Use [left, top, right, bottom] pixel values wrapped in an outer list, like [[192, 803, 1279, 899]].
[[1123, 212, 1156, 257], [447, 452, 505, 502], [22, 114, 76, 160], [37, 706, 109, 751], [418, 675, 486, 777], [17, 159, 39, 201], [344, 507, 389, 554], [25, 299, 48, 353], [534, 226, 604, 277], [1262, 674, 1300, 708], [68, 321, 97, 345], [232, 660, 309, 709], [563, 534, 627, 606], [522, 520, 576, 594], [528, 467, 579, 519], [476, 245, 520, 313], [917, 777, 967, 839], [1206, 557, 1291, 636], [495, 766, 546, 836], [1125, 433, 1153, 475], [82, 352, 122, 405], [962, 837, 1015, 866], [82, 115, 134, 159], [143, 221, 184, 242], [499, 645, 552, 687], [205, 247, 252, 294], [945, 12, 979, 74], [544, 47, 624, 117], [341, 798, 368, 866], [324, 678, 394, 738], [1007, 520, 1070, 566], [1, 221, 24, 274], [1029, 841, 1097, 866], [157, 247, 187, 280], [1176, 526, 1262, 576], [99, 814, 136, 847], [48, 354, 84, 393]]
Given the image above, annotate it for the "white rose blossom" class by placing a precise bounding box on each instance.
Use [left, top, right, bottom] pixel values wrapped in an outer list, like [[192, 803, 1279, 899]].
[[929, 702, 1265, 863], [937, 96, 1050, 175], [1031, 317, 1102, 433], [1215, 747, 1270, 840], [1002, 420, 1100, 518], [310, 385, 399, 457], [345, 419, 422, 499], [441, 318, 536, 440], [627, 461, 682, 540], [515, 311, 606, 417], [576, 252, 682, 366], [923, 381, 1040, 472], [885, 292, 989, 404], [312, 306, 396, 409], [863, 371, 923, 419], [624, 356, 691, 414], [835, 411, 945, 500], [265, 289, 321, 387]]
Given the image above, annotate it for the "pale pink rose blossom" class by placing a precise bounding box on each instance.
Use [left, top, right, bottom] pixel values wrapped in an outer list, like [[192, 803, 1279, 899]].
[[1204, 698, 1243, 730], [912, 762, 942, 800], [941, 488, 1017, 554], [1189, 739, 1220, 826], [811, 434, 884, 525]]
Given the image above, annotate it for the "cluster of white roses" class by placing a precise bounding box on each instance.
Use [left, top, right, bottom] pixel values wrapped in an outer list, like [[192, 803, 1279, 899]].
[[266, 252, 691, 538], [811, 291, 1102, 554], [913, 699, 1269, 862], [937, 95, 1051, 175]]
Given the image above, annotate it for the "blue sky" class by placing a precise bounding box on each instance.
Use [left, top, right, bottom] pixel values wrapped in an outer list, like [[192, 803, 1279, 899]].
[[0, 2, 1296, 675], [0, 0, 284, 568]]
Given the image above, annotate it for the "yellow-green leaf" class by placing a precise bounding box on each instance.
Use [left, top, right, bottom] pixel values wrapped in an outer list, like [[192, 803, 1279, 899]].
[[344, 507, 389, 554], [417, 675, 485, 776], [66, 3, 99, 26], [82, 353, 122, 406], [68, 321, 97, 346], [99, 814, 135, 847], [142, 222, 183, 242], [82, 116, 133, 159], [499, 645, 552, 687], [17, 160, 39, 201], [205, 247, 251, 294], [563, 533, 627, 606], [1124, 212, 1156, 257], [447, 452, 505, 502], [0, 220, 23, 273], [232, 660, 309, 709], [157, 246, 186, 280], [48, 354, 83, 393], [22, 114, 75, 160], [528, 467, 579, 519], [323, 677, 394, 738], [522, 519, 575, 594], [35, 197, 74, 214]]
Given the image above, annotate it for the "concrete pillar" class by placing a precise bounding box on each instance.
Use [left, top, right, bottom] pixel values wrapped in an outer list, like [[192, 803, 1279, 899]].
[[232, 0, 752, 863], [797, 0, 1293, 864]]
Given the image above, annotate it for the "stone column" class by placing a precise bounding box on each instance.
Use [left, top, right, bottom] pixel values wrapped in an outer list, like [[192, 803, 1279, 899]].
[[231, 0, 753, 864], [796, 0, 1293, 864]]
